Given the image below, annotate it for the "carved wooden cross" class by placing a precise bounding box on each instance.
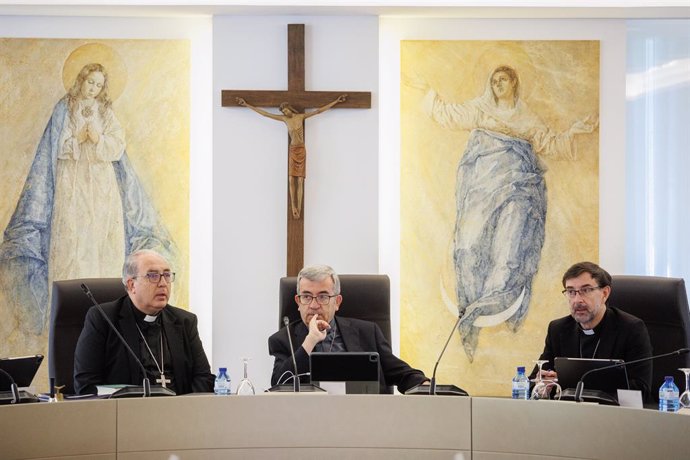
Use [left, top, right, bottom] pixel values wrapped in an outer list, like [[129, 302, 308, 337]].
[[222, 24, 371, 276]]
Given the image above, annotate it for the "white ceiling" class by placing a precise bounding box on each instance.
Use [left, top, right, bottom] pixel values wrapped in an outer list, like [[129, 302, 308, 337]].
[[0, 1, 688, 18]]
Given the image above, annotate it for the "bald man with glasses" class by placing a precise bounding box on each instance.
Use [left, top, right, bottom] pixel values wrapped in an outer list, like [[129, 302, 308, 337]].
[[74, 249, 214, 395], [531, 261, 653, 399], [268, 264, 428, 394]]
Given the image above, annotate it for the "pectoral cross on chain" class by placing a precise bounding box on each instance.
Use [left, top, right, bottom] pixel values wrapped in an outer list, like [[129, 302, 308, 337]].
[[156, 373, 171, 388]]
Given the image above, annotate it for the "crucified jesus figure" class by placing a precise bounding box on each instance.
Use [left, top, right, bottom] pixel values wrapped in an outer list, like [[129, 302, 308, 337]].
[[236, 94, 347, 219]]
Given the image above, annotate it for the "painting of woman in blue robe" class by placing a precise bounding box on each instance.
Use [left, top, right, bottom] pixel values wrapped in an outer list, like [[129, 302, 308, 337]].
[[0, 61, 176, 335], [420, 65, 597, 361]]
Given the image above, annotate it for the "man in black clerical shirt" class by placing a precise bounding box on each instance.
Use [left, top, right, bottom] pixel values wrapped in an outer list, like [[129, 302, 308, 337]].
[[532, 261, 653, 398], [268, 264, 428, 394], [73, 249, 215, 395]]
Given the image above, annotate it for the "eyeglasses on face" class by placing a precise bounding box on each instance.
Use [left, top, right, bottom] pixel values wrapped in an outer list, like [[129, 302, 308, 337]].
[[135, 272, 175, 284], [297, 294, 337, 305], [561, 286, 601, 299]]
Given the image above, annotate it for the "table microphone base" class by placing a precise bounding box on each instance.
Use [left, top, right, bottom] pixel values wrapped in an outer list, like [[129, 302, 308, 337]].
[[405, 383, 469, 396], [0, 389, 39, 405], [266, 384, 326, 393], [110, 386, 176, 398]]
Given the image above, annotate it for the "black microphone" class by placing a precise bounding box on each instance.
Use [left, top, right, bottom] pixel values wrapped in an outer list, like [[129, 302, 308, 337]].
[[283, 316, 301, 392], [405, 309, 468, 396], [80, 283, 175, 398], [574, 348, 690, 402], [0, 368, 20, 404], [429, 314, 463, 395]]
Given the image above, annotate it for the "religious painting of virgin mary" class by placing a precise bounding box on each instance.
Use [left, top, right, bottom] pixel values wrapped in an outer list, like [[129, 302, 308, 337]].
[[0, 39, 190, 364], [400, 40, 599, 396]]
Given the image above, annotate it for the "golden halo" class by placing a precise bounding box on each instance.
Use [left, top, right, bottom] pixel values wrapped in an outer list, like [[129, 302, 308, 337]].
[[62, 43, 127, 101]]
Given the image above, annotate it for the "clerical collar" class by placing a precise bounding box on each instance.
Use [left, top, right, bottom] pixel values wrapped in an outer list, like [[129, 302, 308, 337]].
[[579, 307, 610, 336], [129, 299, 161, 325]]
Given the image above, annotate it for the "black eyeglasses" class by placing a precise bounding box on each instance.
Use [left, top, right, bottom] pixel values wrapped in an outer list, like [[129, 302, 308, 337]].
[[135, 272, 175, 284], [561, 286, 601, 299], [297, 294, 337, 305]]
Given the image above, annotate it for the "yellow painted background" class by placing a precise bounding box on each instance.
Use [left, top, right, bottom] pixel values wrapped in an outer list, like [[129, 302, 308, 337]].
[[0, 38, 190, 389], [400, 40, 600, 396]]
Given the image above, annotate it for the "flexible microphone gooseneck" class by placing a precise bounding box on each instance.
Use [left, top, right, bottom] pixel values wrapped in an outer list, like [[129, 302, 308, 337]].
[[430, 313, 464, 395], [0, 368, 20, 404], [81, 283, 152, 397], [574, 347, 690, 402], [283, 316, 301, 392]]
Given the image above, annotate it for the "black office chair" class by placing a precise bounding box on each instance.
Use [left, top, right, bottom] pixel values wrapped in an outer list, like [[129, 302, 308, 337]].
[[608, 275, 690, 401], [279, 274, 391, 344], [48, 278, 126, 394]]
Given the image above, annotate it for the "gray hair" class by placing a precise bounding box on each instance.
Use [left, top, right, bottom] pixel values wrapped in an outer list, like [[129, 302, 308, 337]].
[[122, 249, 168, 285], [296, 264, 341, 295]]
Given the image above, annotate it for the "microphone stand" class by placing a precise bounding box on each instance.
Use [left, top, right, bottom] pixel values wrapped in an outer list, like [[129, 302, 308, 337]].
[[405, 308, 468, 396], [266, 317, 324, 393], [430, 314, 463, 395], [574, 348, 690, 402], [0, 368, 20, 404], [283, 316, 301, 392]]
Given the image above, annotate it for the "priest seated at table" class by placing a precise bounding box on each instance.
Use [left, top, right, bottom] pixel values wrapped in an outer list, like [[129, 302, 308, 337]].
[[530, 261, 653, 400], [73, 249, 215, 395], [268, 264, 428, 394]]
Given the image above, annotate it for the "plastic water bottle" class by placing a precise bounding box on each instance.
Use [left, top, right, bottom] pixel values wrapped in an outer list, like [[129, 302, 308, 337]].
[[214, 367, 231, 395], [658, 376, 680, 412], [512, 366, 529, 400]]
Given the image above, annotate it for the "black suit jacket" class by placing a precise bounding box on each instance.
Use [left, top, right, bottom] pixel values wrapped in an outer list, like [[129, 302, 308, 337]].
[[533, 306, 653, 398], [74, 295, 215, 395], [268, 316, 428, 394]]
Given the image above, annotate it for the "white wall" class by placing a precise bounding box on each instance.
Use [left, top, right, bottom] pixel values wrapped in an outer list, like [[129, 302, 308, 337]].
[[212, 16, 379, 390]]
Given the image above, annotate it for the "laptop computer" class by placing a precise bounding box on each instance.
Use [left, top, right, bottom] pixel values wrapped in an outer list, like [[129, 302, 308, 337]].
[[310, 352, 380, 394], [0, 354, 44, 390], [0, 355, 43, 404], [555, 357, 629, 405]]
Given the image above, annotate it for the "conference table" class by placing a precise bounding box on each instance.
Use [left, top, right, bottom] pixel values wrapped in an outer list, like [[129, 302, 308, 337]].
[[1, 394, 688, 459]]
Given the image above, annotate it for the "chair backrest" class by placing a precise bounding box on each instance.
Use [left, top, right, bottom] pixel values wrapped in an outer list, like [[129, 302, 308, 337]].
[[279, 274, 391, 345], [49, 278, 126, 394], [608, 275, 690, 399]]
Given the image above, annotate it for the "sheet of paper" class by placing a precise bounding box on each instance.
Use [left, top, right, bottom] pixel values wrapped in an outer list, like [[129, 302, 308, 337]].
[[318, 381, 346, 395], [617, 389, 643, 408]]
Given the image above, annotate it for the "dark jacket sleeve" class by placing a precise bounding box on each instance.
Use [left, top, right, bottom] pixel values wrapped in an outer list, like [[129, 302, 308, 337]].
[[268, 327, 310, 386], [620, 316, 653, 397], [372, 322, 428, 393], [182, 313, 215, 393]]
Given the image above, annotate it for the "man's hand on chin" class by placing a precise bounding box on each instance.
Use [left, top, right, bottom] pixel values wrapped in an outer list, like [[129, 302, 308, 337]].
[[303, 314, 330, 354]]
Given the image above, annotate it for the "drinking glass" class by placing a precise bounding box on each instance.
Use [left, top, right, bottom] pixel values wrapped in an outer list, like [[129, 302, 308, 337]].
[[530, 360, 562, 400], [679, 368, 690, 408], [236, 357, 256, 395]]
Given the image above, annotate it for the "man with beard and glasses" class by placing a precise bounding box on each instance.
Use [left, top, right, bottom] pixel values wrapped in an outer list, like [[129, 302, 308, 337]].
[[531, 261, 652, 399]]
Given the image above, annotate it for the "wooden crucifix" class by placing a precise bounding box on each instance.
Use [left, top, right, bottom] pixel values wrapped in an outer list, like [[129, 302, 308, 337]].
[[222, 24, 371, 276]]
